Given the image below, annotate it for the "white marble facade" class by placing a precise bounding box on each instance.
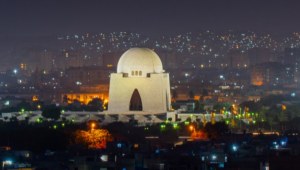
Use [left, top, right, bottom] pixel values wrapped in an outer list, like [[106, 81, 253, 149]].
[[108, 48, 171, 114]]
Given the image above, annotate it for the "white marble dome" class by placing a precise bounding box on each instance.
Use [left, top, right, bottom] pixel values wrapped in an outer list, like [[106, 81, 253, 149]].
[[117, 48, 163, 76]]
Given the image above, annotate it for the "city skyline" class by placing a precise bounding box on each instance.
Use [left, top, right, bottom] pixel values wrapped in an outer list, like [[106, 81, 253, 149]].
[[1, 1, 300, 169]]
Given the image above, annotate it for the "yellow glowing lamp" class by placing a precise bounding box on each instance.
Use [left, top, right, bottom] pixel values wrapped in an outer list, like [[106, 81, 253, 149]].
[[189, 125, 194, 132], [91, 122, 96, 129], [281, 104, 286, 111], [32, 95, 39, 102]]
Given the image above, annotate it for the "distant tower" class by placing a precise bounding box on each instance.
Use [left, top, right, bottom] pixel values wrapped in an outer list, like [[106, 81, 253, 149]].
[[108, 48, 171, 114]]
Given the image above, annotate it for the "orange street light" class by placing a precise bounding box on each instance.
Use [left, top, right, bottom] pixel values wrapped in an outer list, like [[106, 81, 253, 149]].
[[189, 125, 195, 132], [90, 122, 96, 130]]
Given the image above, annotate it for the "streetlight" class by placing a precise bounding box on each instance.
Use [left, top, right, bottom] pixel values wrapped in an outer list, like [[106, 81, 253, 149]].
[[189, 125, 195, 132], [90, 122, 96, 130]]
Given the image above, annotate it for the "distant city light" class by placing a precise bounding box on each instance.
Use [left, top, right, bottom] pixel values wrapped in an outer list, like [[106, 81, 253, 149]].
[[232, 144, 238, 152], [100, 155, 108, 162], [13, 69, 18, 74], [4, 101, 10, 106], [2, 159, 13, 166]]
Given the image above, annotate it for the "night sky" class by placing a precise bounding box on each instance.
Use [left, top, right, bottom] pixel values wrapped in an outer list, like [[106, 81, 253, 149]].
[[1, 0, 300, 37]]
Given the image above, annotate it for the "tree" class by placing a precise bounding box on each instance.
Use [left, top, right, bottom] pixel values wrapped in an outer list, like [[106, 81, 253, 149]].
[[259, 95, 284, 107], [67, 99, 83, 111], [86, 98, 103, 111], [191, 130, 207, 140], [16, 100, 33, 111], [204, 122, 229, 139], [239, 101, 261, 113], [74, 129, 113, 149], [42, 104, 61, 121], [213, 102, 231, 113]]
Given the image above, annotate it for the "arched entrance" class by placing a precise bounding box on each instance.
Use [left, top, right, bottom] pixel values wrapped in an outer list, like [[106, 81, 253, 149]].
[[129, 89, 143, 111]]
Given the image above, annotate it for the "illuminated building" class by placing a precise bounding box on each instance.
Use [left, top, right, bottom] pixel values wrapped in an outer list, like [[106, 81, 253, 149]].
[[250, 62, 292, 86], [251, 66, 264, 86], [108, 48, 171, 114], [62, 85, 109, 105]]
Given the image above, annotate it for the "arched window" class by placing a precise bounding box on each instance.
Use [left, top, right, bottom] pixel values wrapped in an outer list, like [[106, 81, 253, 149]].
[[129, 89, 143, 111], [135, 71, 138, 76]]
